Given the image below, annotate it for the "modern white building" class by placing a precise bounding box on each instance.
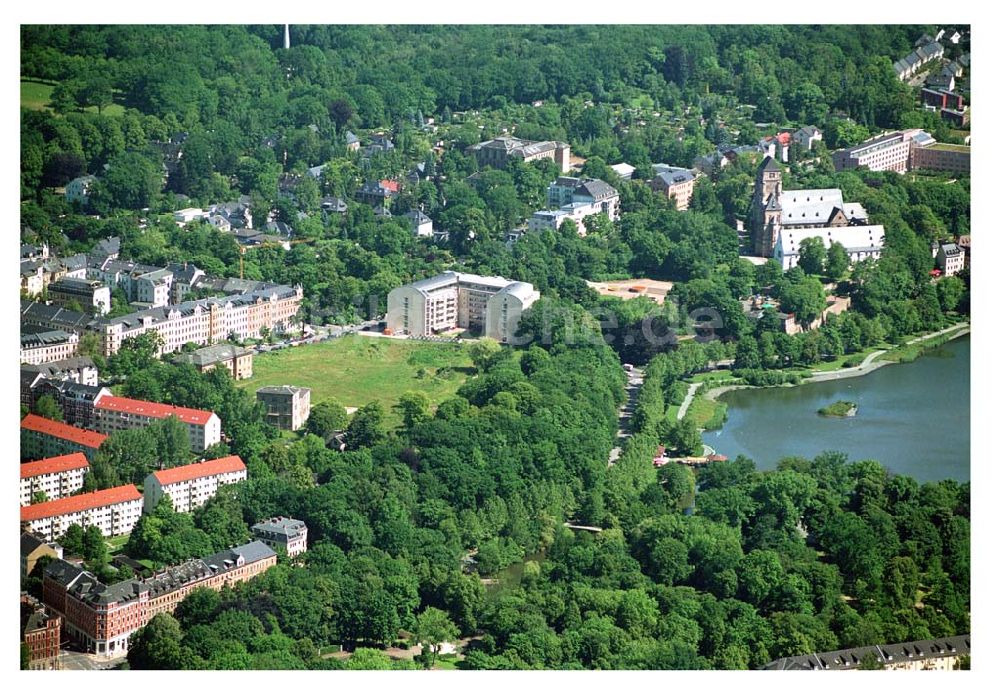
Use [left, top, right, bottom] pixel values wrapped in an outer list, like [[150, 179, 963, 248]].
[[538, 177, 620, 234], [93, 396, 221, 453], [20, 484, 143, 540], [252, 516, 309, 557], [20, 453, 90, 507], [774, 225, 885, 270], [386, 271, 539, 343], [142, 455, 247, 514]]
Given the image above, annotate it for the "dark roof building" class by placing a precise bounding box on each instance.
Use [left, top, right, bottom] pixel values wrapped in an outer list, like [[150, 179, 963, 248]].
[[762, 635, 971, 671]]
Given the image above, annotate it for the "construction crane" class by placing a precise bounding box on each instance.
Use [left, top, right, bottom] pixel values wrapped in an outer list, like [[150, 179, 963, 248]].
[[238, 237, 317, 279]]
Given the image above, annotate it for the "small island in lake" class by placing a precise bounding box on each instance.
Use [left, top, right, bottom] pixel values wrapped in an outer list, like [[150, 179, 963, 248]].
[[818, 400, 858, 417]]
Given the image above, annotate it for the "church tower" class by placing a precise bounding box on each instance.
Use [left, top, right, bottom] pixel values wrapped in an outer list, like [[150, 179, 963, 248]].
[[751, 156, 784, 257]]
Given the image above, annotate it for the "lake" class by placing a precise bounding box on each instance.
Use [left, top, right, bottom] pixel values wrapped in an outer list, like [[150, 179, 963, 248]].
[[704, 336, 970, 483]]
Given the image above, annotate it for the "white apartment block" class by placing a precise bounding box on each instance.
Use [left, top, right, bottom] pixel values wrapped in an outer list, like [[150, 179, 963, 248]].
[[252, 517, 309, 558], [20, 453, 90, 507], [537, 177, 620, 234], [775, 225, 886, 270], [21, 485, 143, 540], [387, 271, 539, 343], [21, 330, 80, 365], [143, 455, 247, 514], [936, 243, 965, 276], [93, 396, 221, 453]]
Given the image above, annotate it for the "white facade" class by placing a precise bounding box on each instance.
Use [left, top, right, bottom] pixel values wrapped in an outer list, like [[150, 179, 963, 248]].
[[20, 455, 89, 507], [143, 459, 247, 514], [775, 225, 886, 270], [173, 208, 208, 225], [21, 487, 143, 540], [21, 332, 80, 365], [93, 397, 222, 453]]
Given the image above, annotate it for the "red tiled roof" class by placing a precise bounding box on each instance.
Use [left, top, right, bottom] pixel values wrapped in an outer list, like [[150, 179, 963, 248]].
[[20, 484, 141, 521], [380, 179, 400, 193], [151, 455, 246, 485], [21, 453, 89, 479], [21, 414, 108, 449], [95, 396, 215, 426], [776, 132, 792, 145]]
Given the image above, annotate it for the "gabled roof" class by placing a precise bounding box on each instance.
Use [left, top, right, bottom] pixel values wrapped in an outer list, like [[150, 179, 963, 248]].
[[21, 452, 90, 479], [21, 414, 108, 449], [95, 395, 216, 426], [21, 531, 54, 558], [150, 455, 246, 486], [21, 485, 142, 521], [759, 156, 782, 172]]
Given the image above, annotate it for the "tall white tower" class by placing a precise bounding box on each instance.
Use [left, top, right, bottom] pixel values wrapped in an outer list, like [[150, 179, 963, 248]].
[[284, 24, 290, 50]]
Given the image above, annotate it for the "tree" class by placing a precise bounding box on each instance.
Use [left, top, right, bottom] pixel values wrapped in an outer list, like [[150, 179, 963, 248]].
[[128, 613, 199, 670], [60, 523, 86, 556], [396, 391, 431, 430], [414, 607, 461, 669], [344, 402, 387, 450], [305, 398, 349, 438], [33, 394, 63, 422], [31, 491, 48, 504], [83, 525, 110, 567], [826, 242, 849, 279], [94, 152, 163, 211], [936, 276, 965, 313], [469, 338, 503, 372], [797, 237, 826, 276]]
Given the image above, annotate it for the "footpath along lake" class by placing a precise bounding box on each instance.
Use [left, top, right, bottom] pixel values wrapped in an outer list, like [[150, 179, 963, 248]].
[[704, 336, 970, 483]]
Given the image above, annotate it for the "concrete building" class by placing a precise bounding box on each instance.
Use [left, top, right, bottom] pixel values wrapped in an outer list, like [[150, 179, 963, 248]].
[[936, 242, 965, 276], [611, 162, 635, 180], [763, 635, 970, 671], [21, 532, 63, 580], [43, 541, 276, 658], [25, 381, 110, 430], [533, 177, 620, 234], [256, 386, 312, 431], [775, 225, 885, 271], [21, 484, 143, 540], [649, 166, 699, 211], [64, 175, 96, 206], [173, 208, 209, 225], [20, 300, 96, 336], [93, 396, 221, 453], [21, 594, 61, 670], [21, 453, 90, 507], [47, 278, 112, 315], [21, 414, 107, 461], [387, 271, 539, 343], [20, 329, 80, 365], [833, 131, 915, 173], [911, 142, 971, 175], [467, 137, 571, 173], [252, 516, 309, 557], [142, 455, 247, 514], [174, 343, 254, 380]]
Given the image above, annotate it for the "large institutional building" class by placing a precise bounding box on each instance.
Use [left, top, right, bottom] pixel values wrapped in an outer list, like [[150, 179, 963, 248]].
[[833, 129, 970, 175], [20, 484, 144, 540], [387, 272, 539, 343], [143, 454, 247, 514], [467, 137, 571, 173], [93, 395, 221, 452], [749, 157, 885, 270], [529, 177, 621, 235], [43, 541, 277, 657]]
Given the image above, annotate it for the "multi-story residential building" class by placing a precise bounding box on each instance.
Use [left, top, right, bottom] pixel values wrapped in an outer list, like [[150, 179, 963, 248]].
[[25, 382, 110, 429], [21, 453, 90, 507], [793, 125, 823, 151], [142, 455, 247, 514], [252, 517, 309, 557], [467, 137, 571, 173], [404, 209, 434, 237], [21, 532, 63, 579], [893, 41, 945, 80], [532, 177, 620, 235], [43, 541, 276, 658], [387, 271, 539, 343], [164, 262, 206, 303], [832, 131, 915, 173], [173, 343, 254, 380], [21, 594, 61, 671], [21, 414, 107, 461], [958, 235, 971, 270], [256, 386, 311, 431], [64, 175, 96, 206], [763, 635, 970, 671], [93, 396, 221, 453], [20, 329, 80, 365], [921, 88, 964, 111], [20, 300, 95, 336], [21, 484, 143, 540], [649, 166, 699, 211], [355, 179, 400, 208], [21, 356, 99, 389], [47, 278, 112, 316], [935, 242, 966, 276], [21, 262, 45, 296], [749, 156, 884, 267], [94, 284, 303, 357]]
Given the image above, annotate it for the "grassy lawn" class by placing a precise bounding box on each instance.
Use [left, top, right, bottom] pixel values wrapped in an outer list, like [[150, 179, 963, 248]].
[[685, 396, 727, 431], [686, 370, 737, 384], [239, 335, 475, 426], [665, 404, 681, 422], [106, 534, 130, 553], [433, 654, 463, 670], [805, 345, 884, 373], [21, 77, 126, 116]]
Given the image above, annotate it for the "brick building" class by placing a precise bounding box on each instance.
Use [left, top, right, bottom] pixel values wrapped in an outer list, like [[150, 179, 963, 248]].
[[21, 593, 61, 670], [21, 484, 143, 540], [143, 455, 247, 514]]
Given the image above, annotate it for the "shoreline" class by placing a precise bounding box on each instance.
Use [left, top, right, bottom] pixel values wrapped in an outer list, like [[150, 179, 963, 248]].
[[703, 324, 969, 402]]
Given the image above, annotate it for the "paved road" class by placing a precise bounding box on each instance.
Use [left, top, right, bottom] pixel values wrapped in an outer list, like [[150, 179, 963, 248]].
[[676, 382, 703, 421], [609, 368, 644, 467]]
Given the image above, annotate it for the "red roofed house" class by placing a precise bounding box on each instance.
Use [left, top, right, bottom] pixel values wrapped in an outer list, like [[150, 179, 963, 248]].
[[760, 132, 793, 162], [21, 484, 143, 540], [21, 414, 107, 462], [142, 455, 247, 514], [93, 395, 221, 452], [21, 453, 90, 506]]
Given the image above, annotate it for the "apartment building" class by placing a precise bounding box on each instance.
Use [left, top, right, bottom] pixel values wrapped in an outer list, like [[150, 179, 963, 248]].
[[47, 278, 112, 316], [467, 137, 571, 173], [142, 454, 246, 514], [174, 343, 254, 380], [21, 453, 90, 507], [649, 166, 699, 211], [20, 329, 80, 365], [21, 484, 143, 540], [833, 131, 914, 173], [43, 541, 276, 658], [64, 175, 96, 206], [256, 386, 311, 431], [93, 396, 221, 453], [387, 271, 539, 343], [20, 300, 95, 336], [763, 635, 969, 671], [21, 356, 99, 389], [541, 177, 621, 233], [21, 594, 61, 671], [25, 382, 110, 429], [21, 532, 63, 580], [21, 414, 107, 462], [252, 516, 309, 557], [935, 242, 965, 276]]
